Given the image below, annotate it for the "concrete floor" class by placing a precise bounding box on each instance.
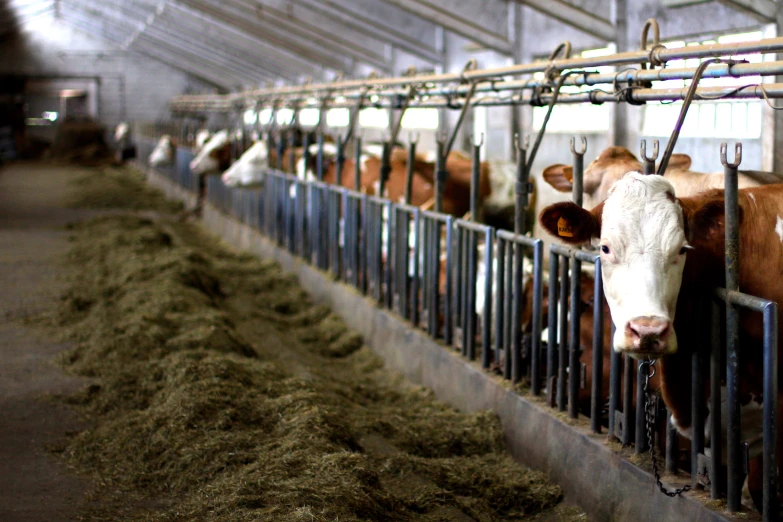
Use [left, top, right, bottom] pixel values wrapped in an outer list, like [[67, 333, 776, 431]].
[[0, 162, 93, 522]]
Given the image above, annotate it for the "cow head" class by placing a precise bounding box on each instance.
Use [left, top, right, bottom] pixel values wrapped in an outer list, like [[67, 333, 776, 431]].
[[114, 122, 129, 143], [539, 172, 697, 358], [194, 129, 212, 151], [189, 130, 231, 176], [542, 146, 693, 206], [149, 135, 176, 167], [221, 140, 268, 187]]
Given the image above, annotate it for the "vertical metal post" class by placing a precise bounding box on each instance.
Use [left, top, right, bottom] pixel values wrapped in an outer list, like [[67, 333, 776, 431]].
[[288, 131, 298, 175], [481, 228, 494, 369], [411, 209, 421, 327], [557, 256, 569, 412], [609, 325, 621, 439], [531, 240, 544, 396], [762, 302, 778, 520], [354, 136, 362, 191], [568, 136, 586, 419], [444, 216, 454, 345], [590, 260, 604, 433], [721, 142, 742, 511], [692, 312, 706, 489], [495, 239, 506, 369], [316, 132, 325, 181], [335, 135, 346, 187], [379, 142, 391, 198], [515, 134, 529, 237], [635, 360, 648, 453], [547, 250, 559, 401], [622, 355, 633, 446], [276, 131, 285, 171], [405, 136, 417, 204], [435, 139, 447, 213]]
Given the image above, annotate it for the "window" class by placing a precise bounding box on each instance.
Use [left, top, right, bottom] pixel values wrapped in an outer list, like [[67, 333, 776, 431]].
[[258, 108, 273, 125], [276, 108, 294, 125], [243, 109, 257, 126], [641, 31, 763, 139], [298, 108, 320, 127], [359, 107, 389, 129], [326, 108, 349, 127], [401, 108, 439, 130], [531, 46, 614, 133]]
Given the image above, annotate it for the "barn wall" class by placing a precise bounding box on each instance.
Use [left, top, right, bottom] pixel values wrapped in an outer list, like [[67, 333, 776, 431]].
[[0, 13, 216, 132]]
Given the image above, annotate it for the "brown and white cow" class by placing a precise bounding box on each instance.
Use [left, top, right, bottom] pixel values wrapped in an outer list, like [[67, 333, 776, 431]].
[[539, 172, 783, 510], [149, 135, 177, 167]]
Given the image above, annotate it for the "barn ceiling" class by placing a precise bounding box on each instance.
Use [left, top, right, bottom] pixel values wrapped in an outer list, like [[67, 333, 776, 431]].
[[0, 0, 776, 91]]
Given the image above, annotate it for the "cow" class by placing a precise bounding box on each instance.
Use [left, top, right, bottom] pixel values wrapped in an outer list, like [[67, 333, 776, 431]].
[[534, 146, 765, 266], [114, 122, 129, 144], [541, 146, 762, 208], [194, 129, 212, 152], [539, 172, 783, 511], [189, 130, 232, 176], [149, 135, 176, 167], [221, 139, 268, 187]]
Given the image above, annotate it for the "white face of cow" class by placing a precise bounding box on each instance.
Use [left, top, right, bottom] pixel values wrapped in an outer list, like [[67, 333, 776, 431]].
[[539, 172, 692, 359], [599, 173, 690, 357], [115, 122, 129, 142], [149, 135, 174, 167], [221, 140, 268, 187], [195, 129, 212, 150], [189, 130, 229, 176]]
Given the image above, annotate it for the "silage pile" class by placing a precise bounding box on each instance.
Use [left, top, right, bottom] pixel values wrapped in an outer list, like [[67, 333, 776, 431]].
[[53, 175, 571, 521], [65, 165, 182, 212]]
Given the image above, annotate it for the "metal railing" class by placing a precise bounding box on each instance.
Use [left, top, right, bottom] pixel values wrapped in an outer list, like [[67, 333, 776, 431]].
[[141, 130, 780, 521]]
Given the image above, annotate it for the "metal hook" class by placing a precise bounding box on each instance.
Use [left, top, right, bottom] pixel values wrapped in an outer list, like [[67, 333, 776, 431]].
[[408, 131, 420, 145], [570, 136, 587, 155], [640, 18, 661, 50], [473, 132, 485, 148], [436, 130, 448, 145], [404, 65, 417, 77], [640, 139, 659, 161], [463, 58, 478, 72], [720, 142, 742, 167]]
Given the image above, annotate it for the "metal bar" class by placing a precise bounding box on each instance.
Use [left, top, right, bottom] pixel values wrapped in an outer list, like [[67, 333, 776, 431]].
[[385, 201, 394, 310], [722, 142, 741, 511], [444, 216, 453, 345], [717, 0, 777, 22], [495, 239, 506, 372], [172, 38, 783, 103], [434, 140, 446, 213], [547, 250, 559, 397], [762, 301, 778, 520], [609, 325, 621, 439], [405, 139, 415, 204], [692, 315, 706, 489], [635, 358, 647, 453], [411, 209, 420, 326], [590, 259, 604, 433], [470, 140, 480, 219], [481, 228, 493, 370], [354, 137, 362, 192], [557, 255, 569, 412], [526, 239, 543, 394], [568, 253, 581, 419]]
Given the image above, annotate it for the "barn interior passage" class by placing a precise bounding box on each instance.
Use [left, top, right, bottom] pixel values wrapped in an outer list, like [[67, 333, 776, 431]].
[[4, 0, 783, 520]]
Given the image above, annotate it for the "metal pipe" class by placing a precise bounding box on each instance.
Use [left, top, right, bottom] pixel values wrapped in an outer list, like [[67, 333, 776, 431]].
[[721, 142, 742, 512], [434, 140, 447, 213], [568, 253, 581, 419], [762, 301, 778, 520], [609, 325, 621, 440], [405, 139, 416, 204], [710, 299, 722, 498], [354, 137, 362, 192], [470, 137, 481, 220], [172, 37, 783, 102], [547, 250, 559, 401], [622, 355, 633, 446], [640, 139, 658, 175], [481, 229, 494, 370], [557, 256, 569, 412], [590, 259, 603, 433], [530, 240, 544, 396]]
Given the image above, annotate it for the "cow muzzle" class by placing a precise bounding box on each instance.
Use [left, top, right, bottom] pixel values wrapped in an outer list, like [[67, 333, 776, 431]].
[[623, 316, 671, 358]]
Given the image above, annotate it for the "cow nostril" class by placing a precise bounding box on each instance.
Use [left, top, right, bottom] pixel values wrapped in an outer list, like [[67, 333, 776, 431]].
[[628, 323, 641, 341]]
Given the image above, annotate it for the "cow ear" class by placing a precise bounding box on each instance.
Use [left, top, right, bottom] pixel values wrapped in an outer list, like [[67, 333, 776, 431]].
[[598, 146, 637, 162], [539, 201, 602, 245], [542, 164, 574, 192], [682, 197, 744, 244], [665, 154, 692, 171]]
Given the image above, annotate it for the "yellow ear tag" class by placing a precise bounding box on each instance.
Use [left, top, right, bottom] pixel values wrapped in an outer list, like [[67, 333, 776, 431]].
[[557, 216, 574, 237]]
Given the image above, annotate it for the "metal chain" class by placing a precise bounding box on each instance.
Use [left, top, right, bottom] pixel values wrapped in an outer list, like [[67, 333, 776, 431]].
[[640, 360, 691, 497]]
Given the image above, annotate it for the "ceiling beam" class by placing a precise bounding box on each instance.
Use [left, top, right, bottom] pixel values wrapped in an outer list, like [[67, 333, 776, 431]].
[[58, 11, 232, 88], [717, 0, 777, 23], [519, 0, 614, 41], [379, 0, 513, 54], [62, 0, 271, 83], [288, 0, 441, 64], [235, 0, 391, 72], [175, 0, 343, 74]]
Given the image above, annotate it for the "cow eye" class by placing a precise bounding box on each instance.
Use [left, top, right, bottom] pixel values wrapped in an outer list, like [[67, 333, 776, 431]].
[[600, 245, 610, 255], [679, 246, 688, 255]]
